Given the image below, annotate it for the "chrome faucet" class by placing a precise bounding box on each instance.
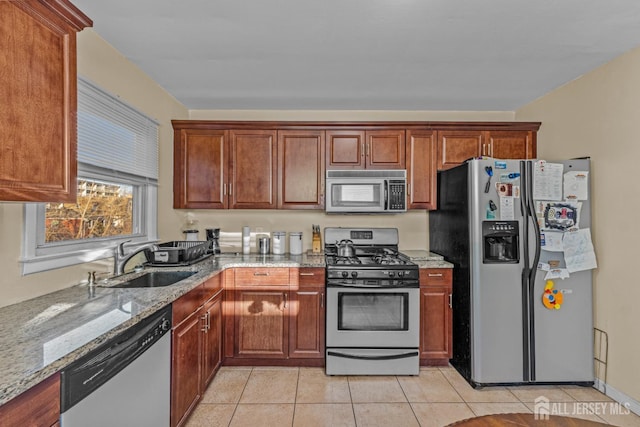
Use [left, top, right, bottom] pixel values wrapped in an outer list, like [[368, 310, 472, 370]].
[[114, 240, 158, 275]]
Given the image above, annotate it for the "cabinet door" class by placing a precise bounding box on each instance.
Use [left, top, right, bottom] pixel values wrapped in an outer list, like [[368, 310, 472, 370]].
[[406, 130, 437, 209], [0, 373, 60, 426], [326, 130, 365, 169], [437, 130, 484, 170], [420, 285, 452, 364], [234, 289, 288, 358], [202, 292, 223, 388], [229, 130, 277, 208], [171, 311, 203, 427], [365, 130, 406, 169], [278, 130, 325, 209], [289, 288, 324, 358], [0, 2, 90, 202], [487, 130, 536, 159], [173, 129, 228, 209]]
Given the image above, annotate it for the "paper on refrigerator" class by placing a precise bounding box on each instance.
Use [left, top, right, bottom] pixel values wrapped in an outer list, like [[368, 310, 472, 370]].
[[533, 160, 564, 201], [563, 228, 598, 273], [564, 171, 589, 200]]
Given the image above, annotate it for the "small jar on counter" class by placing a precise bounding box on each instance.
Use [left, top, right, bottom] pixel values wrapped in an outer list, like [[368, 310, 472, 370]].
[[272, 231, 286, 255]]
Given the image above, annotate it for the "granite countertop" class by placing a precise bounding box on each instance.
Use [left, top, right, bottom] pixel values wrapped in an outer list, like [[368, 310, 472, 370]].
[[0, 250, 449, 405], [402, 250, 454, 269], [0, 253, 322, 405]]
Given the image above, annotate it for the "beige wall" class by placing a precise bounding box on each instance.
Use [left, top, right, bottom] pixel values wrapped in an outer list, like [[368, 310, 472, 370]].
[[517, 46, 640, 402]]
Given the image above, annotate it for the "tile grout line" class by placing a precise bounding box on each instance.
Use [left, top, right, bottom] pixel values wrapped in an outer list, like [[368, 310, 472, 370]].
[[226, 367, 253, 427], [395, 374, 423, 426], [291, 367, 300, 427]]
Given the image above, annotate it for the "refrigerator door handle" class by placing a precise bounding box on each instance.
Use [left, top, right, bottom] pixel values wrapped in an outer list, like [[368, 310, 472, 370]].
[[526, 161, 542, 285], [519, 160, 531, 381]]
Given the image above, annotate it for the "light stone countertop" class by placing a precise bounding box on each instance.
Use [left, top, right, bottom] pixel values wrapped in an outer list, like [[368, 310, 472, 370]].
[[0, 250, 449, 405]]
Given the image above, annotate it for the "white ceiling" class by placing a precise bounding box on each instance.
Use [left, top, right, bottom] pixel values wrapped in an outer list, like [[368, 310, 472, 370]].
[[72, 0, 640, 111]]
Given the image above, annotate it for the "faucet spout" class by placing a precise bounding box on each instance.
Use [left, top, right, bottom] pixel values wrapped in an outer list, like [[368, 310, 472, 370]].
[[114, 241, 158, 275]]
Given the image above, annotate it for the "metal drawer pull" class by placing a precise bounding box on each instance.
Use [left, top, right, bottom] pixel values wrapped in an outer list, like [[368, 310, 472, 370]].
[[327, 350, 419, 361], [299, 272, 315, 276], [321, 292, 324, 308], [428, 273, 443, 277], [449, 294, 453, 309], [253, 272, 269, 276]]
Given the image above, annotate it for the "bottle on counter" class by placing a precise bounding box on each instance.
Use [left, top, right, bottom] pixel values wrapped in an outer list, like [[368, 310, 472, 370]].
[[242, 226, 251, 254]]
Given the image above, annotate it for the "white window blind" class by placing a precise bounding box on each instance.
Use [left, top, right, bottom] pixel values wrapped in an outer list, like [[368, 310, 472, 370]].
[[77, 77, 159, 179]]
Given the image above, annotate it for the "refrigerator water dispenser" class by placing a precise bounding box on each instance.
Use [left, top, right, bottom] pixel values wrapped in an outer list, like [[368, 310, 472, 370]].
[[482, 221, 519, 263]]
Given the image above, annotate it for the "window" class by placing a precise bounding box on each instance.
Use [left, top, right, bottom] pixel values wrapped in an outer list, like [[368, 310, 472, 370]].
[[22, 78, 159, 275]]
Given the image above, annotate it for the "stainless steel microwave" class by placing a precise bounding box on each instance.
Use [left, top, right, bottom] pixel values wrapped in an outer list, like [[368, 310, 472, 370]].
[[325, 170, 407, 213]]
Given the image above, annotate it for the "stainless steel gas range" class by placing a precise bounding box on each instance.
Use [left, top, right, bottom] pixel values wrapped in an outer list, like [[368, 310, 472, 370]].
[[324, 227, 420, 376]]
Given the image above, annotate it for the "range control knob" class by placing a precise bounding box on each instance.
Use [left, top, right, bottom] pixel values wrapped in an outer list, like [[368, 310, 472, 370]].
[[160, 319, 171, 331], [351, 271, 358, 279], [388, 271, 395, 278], [397, 271, 404, 278], [342, 271, 349, 278]]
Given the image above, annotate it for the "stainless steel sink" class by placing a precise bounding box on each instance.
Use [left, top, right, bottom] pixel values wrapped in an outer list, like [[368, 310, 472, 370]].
[[111, 271, 196, 288]]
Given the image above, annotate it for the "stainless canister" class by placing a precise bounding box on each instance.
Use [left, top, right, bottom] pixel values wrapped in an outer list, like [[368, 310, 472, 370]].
[[289, 232, 303, 255], [258, 235, 271, 254]]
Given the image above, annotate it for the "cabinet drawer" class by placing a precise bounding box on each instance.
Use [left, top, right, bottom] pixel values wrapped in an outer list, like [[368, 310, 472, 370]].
[[297, 268, 325, 288], [420, 269, 452, 286], [234, 268, 290, 287]]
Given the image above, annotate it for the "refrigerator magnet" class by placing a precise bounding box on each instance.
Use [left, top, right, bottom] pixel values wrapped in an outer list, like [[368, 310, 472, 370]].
[[542, 280, 564, 310]]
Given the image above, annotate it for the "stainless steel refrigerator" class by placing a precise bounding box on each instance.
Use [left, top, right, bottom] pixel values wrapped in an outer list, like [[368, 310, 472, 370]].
[[429, 158, 594, 387]]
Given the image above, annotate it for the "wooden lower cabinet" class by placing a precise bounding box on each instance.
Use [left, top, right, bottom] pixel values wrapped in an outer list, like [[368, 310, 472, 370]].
[[171, 274, 223, 427], [0, 373, 60, 427], [290, 268, 325, 359], [233, 288, 289, 358], [202, 291, 223, 387], [171, 306, 203, 427], [419, 268, 453, 366], [226, 267, 325, 364]]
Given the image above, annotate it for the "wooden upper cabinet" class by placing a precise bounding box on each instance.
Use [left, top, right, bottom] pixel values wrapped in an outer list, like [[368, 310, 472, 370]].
[[278, 130, 325, 209], [437, 130, 484, 170], [437, 129, 537, 170], [326, 129, 405, 169], [0, 1, 91, 202], [406, 130, 437, 210], [229, 130, 277, 209], [366, 130, 406, 169], [173, 129, 228, 209], [326, 130, 365, 169], [487, 130, 536, 160]]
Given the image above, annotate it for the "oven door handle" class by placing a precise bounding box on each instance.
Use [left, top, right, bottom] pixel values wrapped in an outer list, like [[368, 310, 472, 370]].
[[327, 350, 419, 361]]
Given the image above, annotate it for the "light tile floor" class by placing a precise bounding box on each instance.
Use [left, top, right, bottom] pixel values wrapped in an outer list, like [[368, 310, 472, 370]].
[[186, 366, 640, 427]]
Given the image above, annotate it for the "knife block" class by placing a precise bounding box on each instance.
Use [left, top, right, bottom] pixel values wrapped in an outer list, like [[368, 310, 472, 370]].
[[312, 233, 322, 253]]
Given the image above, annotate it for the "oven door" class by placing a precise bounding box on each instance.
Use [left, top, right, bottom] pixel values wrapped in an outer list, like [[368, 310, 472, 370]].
[[326, 286, 419, 348]]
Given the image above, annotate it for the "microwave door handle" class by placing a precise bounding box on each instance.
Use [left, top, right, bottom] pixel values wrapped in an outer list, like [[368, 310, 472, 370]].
[[383, 180, 389, 210]]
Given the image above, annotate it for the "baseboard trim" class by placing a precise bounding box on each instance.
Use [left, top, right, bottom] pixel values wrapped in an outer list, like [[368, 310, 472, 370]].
[[594, 378, 640, 416]]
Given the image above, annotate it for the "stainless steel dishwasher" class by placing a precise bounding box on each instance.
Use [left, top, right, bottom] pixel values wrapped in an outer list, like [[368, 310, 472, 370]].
[[60, 305, 172, 427]]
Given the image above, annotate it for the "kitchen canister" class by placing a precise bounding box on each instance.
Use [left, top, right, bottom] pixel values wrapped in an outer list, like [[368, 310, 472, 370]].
[[289, 232, 303, 255], [272, 231, 286, 255], [258, 235, 271, 254]]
